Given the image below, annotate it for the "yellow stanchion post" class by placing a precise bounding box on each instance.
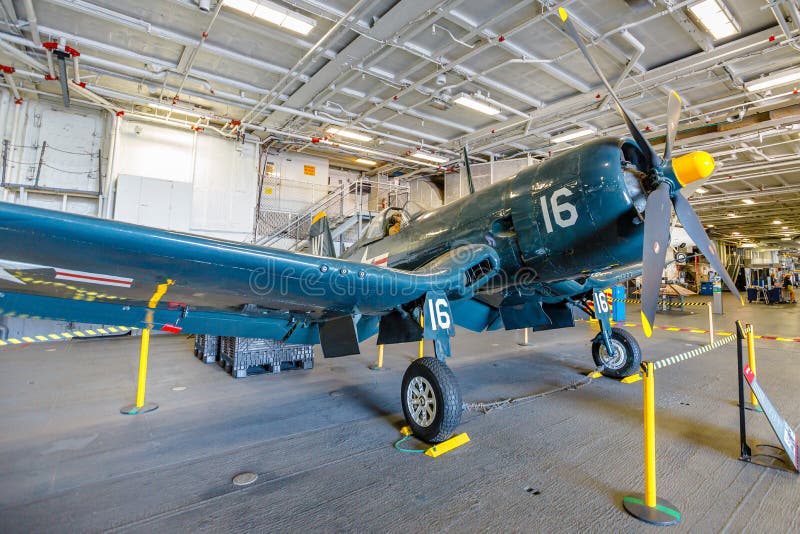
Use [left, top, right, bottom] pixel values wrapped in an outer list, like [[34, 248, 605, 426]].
[[370, 344, 385, 371], [418, 312, 424, 358], [519, 327, 529, 346], [135, 327, 150, 407], [120, 327, 158, 415], [623, 362, 680, 525], [643, 362, 657, 508], [744, 324, 761, 412], [707, 301, 714, 345]]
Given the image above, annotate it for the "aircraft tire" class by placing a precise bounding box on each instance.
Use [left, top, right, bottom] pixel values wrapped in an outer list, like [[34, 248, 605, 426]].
[[592, 327, 641, 378], [401, 357, 462, 443]]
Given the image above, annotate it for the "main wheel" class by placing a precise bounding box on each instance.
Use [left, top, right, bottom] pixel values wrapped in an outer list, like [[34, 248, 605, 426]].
[[592, 327, 641, 378], [401, 357, 462, 444]]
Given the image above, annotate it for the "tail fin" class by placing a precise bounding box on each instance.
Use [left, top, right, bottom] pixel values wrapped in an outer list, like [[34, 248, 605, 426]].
[[309, 211, 337, 258]]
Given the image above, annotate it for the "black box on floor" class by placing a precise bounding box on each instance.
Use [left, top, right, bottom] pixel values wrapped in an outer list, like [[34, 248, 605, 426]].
[[218, 336, 314, 378], [193, 334, 220, 364]]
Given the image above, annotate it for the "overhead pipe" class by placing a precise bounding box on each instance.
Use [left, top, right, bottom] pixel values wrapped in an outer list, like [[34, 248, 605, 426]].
[[84, 61, 454, 150], [43, 47, 57, 79], [171, 0, 224, 107], [42, 0, 335, 65], [21, 0, 41, 47], [767, 1, 800, 52], [0, 30, 454, 154], [0, 66, 23, 103], [242, 0, 372, 125], [455, 11, 780, 152]]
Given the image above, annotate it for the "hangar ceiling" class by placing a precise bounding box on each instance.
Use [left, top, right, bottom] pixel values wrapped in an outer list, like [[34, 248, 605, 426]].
[[0, 0, 798, 244]]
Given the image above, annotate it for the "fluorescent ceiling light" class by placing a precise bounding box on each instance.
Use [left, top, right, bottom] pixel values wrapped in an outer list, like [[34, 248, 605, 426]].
[[781, 237, 792, 241], [223, 0, 316, 36], [741, 198, 754, 205], [355, 158, 377, 165], [732, 231, 740, 235], [782, 226, 789, 230], [551, 128, 595, 144], [745, 68, 800, 92], [695, 187, 709, 194], [327, 127, 372, 142], [411, 151, 448, 164], [773, 220, 782, 224], [741, 243, 757, 248], [454, 94, 500, 116], [688, 0, 740, 40]]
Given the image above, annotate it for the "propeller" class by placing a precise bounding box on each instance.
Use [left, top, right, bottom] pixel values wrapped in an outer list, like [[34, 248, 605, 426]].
[[558, 8, 660, 170], [558, 8, 741, 337], [664, 91, 681, 162], [640, 183, 672, 337]]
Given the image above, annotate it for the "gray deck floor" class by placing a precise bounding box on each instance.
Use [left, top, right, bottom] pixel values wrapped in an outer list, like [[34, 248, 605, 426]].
[[0, 294, 799, 532]]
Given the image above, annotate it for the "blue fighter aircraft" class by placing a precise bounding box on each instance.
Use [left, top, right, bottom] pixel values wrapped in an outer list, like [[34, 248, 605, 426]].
[[0, 9, 740, 442]]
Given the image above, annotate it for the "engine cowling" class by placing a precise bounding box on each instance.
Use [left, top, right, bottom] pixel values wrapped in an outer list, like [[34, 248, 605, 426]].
[[509, 139, 645, 283]]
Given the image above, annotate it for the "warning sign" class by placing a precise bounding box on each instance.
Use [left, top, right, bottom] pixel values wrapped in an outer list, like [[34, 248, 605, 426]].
[[303, 165, 316, 176], [744, 364, 799, 471]]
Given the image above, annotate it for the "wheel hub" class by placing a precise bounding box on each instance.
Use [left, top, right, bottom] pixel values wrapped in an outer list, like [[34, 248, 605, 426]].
[[407, 376, 437, 428], [598, 338, 627, 369]]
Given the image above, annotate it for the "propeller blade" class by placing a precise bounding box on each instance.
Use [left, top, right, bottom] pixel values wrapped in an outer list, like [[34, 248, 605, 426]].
[[640, 182, 672, 337], [558, 8, 661, 170], [664, 91, 681, 162], [672, 193, 743, 304]]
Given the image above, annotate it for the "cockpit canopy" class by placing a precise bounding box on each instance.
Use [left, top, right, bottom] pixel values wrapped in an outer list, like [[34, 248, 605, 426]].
[[362, 201, 427, 240]]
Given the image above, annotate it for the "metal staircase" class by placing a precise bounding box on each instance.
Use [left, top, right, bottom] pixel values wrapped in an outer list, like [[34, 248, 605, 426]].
[[253, 176, 408, 253]]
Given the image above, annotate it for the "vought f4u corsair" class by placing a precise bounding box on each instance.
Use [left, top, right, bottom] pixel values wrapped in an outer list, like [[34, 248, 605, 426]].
[[0, 9, 740, 442]]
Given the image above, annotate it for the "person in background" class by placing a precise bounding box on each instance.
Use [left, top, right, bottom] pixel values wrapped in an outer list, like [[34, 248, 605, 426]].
[[783, 273, 796, 303]]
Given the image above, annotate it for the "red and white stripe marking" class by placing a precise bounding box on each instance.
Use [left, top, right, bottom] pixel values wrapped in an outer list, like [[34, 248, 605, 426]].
[[54, 268, 133, 288], [369, 253, 389, 266]]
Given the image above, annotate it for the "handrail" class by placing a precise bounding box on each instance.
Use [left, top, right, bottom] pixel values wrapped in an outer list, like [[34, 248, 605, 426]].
[[255, 182, 347, 246], [253, 177, 409, 247]]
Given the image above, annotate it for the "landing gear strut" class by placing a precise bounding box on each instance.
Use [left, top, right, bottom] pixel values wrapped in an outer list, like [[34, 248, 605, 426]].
[[586, 289, 642, 378], [401, 357, 462, 443]]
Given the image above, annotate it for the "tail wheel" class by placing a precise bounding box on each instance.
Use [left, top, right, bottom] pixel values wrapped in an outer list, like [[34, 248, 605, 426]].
[[592, 327, 641, 378], [401, 357, 462, 443]]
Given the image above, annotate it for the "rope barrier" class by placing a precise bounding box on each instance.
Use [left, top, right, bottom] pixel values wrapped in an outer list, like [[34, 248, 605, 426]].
[[646, 325, 751, 371], [463, 375, 594, 413], [609, 297, 711, 307]]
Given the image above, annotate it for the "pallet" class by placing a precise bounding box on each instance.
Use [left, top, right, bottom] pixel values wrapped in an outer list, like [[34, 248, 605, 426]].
[[193, 334, 220, 364], [218, 336, 314, 379]]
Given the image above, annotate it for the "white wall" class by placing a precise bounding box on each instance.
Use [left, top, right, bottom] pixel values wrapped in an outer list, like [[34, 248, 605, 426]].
[[409, 179, 443, 209], [0, 90, 105, 213], [265, 152, 331, 213], [111, 120, 259, 241]]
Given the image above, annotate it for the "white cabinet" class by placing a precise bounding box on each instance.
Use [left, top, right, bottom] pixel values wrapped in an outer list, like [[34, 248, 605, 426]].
[[114, 174, 192, 232]]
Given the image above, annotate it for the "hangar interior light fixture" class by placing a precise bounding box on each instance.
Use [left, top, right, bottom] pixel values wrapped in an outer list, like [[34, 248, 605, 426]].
[[454, 93, 500, 116], [741, 198, 755, 204], [355, 158, 377, 165], [745, 68, 800, 92], [688, 0, 740, 40], [550, 128, 595, 144], [326, 127, 372, 142], [411, 151, 448, 164], [223, 0, 316, 35]]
